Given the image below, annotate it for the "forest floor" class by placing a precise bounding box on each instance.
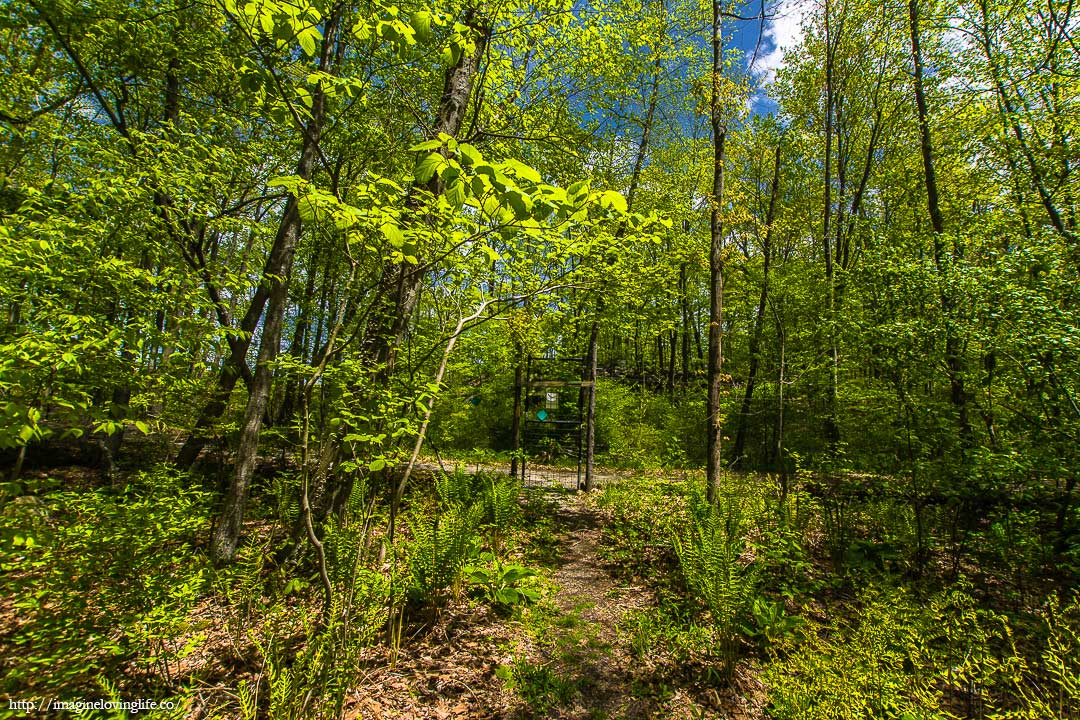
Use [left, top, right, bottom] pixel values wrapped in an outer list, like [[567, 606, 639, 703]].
[[347, 489, 766, 719]]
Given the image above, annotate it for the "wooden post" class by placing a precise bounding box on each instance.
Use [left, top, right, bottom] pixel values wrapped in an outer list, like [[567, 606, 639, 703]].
[[510, 351, 523, 479], [584, 322, 599, 491]]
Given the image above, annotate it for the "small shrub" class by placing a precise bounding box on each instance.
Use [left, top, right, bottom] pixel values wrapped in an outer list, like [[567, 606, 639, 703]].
[[741, 596, 805, 647], [466, 551, 540, 608]]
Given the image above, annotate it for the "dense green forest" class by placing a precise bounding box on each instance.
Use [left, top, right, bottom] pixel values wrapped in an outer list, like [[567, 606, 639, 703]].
[[1, 0, 1079, 716]]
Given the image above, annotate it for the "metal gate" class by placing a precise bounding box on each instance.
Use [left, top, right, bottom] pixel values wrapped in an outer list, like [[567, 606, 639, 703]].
[[517, 355, 589, 490]]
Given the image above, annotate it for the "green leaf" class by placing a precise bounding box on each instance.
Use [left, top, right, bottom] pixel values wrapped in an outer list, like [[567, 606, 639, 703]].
[[409, 138, 443, 152], [369, 458, 387, 472], [468, 569, 491, 584], [415, 152, 443, 183], [268, 175, 303, 193], [283, 577, 308, 595], [445, 179, 466, 208], [298, 29, 317, 57], [505, 190, 532, 220], [410, 10, 433, 41], [600, 190, 628, 213], [380, 222, 405, 246], [457, 142, 483, 166], [495, 587, 520, 605], [567, 180, 589, 198], [503, 158, 541, 184], [501, 567, 534, 583], [134, 420, 150, 435]]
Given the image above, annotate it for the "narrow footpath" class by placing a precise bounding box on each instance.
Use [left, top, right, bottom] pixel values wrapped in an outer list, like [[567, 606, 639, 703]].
[[349, 489, 764, 719]]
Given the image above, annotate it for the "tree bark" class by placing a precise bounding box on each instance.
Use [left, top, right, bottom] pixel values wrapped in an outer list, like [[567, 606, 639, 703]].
[[209, 7, 342, 563], [583, 320, 599, 491], [320, 11, 492, 519], [680, 263, 691, 384], [706, 0, 727, 504], [821, 0, 841, 455], [510, 355, 523, 479], [771, 300, 787, 499]]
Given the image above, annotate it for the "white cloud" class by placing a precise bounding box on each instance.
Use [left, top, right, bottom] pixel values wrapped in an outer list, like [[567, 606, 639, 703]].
[[751, 0, 814, 85]]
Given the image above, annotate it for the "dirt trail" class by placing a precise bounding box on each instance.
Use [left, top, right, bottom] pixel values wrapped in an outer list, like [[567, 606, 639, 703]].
[[521, 491, 766, 720], [347, 486, 764, 719], [539, 493, 650, 718], [518, 492, 686, 719]]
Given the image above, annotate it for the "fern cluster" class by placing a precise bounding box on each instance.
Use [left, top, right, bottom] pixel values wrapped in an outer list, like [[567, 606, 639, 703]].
[[405, 469, 524, 605], [764, 586, 1080, 719], [405, 501, 482, 604], [673, 493, 758, 678], [482, 472, 521, 556], [435, 465, 475, 507], [238, 568, 391, 720]]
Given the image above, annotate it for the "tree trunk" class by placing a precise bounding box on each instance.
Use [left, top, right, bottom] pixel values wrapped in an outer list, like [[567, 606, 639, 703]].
[[822, 0, 841, 454], [583, 321, 599, 491], [276, 246, 319, 426], [656, 333, 665, 389], [909, 0, 972, 445], [772, 301, 787, 500], [680, 263, 691, 385], [666, 329, 677, 395], [510, 354, 523, 479], [209, 7, 341, 563], [706, 0, 727, 504], [732, 138, 782, 468], [323, 12, 491, 519]]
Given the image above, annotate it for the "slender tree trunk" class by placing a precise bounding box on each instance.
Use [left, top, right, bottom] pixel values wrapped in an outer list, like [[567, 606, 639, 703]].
[[771, 301, 787, 500], [108, 58, 182, 463], [733, 139, 782, 468], [822, 0, 841, 454], [680, 263, 691, 385], [510, 353, 523, 479], [210, 7, 342, 563], [635, 322, 643, 378], [694, 308, 704, 362], [322, 11, 492, 519], [706, 0, 727, 504], [909, 0, 972, 445], [277, 248, 319, 426], [583, 321, 599, 491], [667, 328, 677, 395], [656, 333, 665, 388]]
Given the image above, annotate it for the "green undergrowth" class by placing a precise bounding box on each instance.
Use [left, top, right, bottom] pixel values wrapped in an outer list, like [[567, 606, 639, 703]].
[[0, 463, 551, 719], [0, 466, 211, 708], [590, 472, 1080, 719], [496, 600, 608, 716]]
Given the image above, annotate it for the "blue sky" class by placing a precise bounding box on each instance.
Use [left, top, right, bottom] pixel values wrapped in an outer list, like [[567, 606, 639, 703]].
[[733, 0, 812, 114]]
